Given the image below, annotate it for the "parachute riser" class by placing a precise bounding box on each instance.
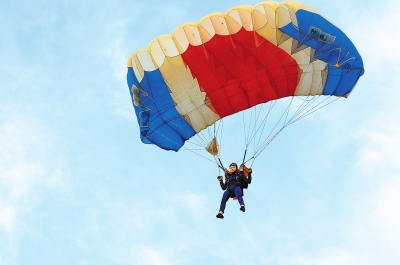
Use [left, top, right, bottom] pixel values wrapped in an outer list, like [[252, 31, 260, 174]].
[[241, 149, 248, 169]]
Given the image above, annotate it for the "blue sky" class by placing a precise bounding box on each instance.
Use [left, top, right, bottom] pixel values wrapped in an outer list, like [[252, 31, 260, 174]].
[[1, 0, 399, 264]]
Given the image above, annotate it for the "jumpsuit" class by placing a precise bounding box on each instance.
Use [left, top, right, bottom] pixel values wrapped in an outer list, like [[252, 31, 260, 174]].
[[219, 171, 251, 213]]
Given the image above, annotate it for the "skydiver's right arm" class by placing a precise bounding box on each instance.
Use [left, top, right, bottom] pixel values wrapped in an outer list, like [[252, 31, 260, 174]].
[[218, 174, 228, 190], [219, 180, 227, 190]]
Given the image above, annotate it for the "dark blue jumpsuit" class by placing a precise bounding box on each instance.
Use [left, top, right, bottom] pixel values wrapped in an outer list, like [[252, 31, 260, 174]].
[[219, 171, 252, 213]]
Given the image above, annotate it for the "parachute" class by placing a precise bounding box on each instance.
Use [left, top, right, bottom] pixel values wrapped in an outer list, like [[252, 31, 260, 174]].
[[126, 1, 364, 167]]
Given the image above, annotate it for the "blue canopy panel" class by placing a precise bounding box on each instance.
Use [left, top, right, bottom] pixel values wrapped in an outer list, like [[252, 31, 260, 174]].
[[126, 67, 195, 151], [279, 9, 364, 97]]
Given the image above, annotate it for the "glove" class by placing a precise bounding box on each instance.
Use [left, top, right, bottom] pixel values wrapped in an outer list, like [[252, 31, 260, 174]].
[[217, 176, 223, 182], [248, 168, 252, 174]]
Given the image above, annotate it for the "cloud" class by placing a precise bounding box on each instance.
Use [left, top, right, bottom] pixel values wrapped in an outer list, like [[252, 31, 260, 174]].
[[293, 56, 400, 265], [139, 246, 174, 265], [67, 185, 237, 265], [368, 179, 400, 245], [1, 1, 399, 265], [0, 207, 17, 246], [356, 124, 400, 177], [346, 115, 400, 264], [352, 1, 400, 67], [0, 113, 68, 263], [278, 2, 400, 264], [295, 179, 400, 265], [0, 116, 41, 259]]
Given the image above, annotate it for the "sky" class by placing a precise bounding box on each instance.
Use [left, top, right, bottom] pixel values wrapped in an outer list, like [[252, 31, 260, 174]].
[[0, 0, 399, 264]]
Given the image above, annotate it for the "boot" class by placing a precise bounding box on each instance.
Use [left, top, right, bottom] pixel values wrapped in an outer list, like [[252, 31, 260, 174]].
[[216, 212, 224, 219]]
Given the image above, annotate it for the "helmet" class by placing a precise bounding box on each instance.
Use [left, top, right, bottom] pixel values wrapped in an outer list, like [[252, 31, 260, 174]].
[[229, 163, 238, 168]]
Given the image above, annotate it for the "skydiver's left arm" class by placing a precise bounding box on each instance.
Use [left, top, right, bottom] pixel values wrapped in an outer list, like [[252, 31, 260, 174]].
[[240, 169, 252, 183], [247, 168, 252, 183]]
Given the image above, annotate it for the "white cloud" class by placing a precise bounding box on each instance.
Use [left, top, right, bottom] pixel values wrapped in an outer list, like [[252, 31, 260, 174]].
[[139, 246, 174, 265], [0, 207, 17, 242], [282, 2, 400, 263], [167, 190, 212, 220], [101, 18, 142, 121], [356, 124, 400, 176], [0, 114, 67, 262], [296, 249, 355, 265], [299, 178, 400, 265], [369, 179, 400, 245], [1, 1, 399, 265], [294, 81, 400, 265], [351, 1, 400, 67], [346, 118, 400, 264], [0, 115, 48, 197]]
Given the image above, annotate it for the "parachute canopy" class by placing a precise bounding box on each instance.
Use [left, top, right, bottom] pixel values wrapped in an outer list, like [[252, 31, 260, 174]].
[[126, 1, 364, 152]]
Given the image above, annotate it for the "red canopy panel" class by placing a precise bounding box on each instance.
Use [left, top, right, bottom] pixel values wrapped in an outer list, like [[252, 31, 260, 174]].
[[180, 28, 300, 117]]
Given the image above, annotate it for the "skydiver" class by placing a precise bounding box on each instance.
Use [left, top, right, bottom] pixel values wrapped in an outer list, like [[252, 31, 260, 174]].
[[216, 163, 252, 219]]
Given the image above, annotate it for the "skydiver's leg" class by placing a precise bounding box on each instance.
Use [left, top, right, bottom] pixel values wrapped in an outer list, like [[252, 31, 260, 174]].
[[234, 186, 245, 212], [219, 190, 231, 213]]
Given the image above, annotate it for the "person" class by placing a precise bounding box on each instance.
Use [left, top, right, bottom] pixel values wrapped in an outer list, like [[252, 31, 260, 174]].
[[216, 162, 252, 219]]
